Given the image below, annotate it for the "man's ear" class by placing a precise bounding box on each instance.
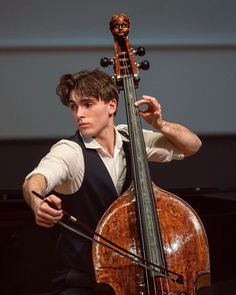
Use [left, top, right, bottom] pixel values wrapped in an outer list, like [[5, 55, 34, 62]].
[[108, 98, 117, 115]]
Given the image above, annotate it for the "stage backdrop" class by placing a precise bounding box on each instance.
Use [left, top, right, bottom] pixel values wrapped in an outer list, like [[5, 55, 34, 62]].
[[0, 0, 236, 139]]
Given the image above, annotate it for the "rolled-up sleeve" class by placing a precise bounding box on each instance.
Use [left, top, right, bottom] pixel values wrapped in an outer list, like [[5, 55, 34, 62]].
[[143, 129, 184, 162], [25, 140, 84, 194], [117, 125, 184, 162]]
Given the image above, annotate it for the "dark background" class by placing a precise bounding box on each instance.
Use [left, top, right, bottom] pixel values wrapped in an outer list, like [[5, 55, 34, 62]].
[[0, 135, 236, 294]]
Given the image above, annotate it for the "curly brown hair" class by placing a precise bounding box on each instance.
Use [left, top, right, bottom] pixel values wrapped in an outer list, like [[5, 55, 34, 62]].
[[56, 69, 119, 106]]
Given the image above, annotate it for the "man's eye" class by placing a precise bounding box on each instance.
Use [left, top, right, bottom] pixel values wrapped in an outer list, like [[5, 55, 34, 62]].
[[83, 101, 94, 107], [69, 105, 77, 111]]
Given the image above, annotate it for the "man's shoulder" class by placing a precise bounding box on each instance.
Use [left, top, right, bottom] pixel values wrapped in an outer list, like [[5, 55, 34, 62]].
[[116, 124, 156, 137], [116, 124, 128, 132], [116, 124, 129, 139], [50, 138, 82, 153]]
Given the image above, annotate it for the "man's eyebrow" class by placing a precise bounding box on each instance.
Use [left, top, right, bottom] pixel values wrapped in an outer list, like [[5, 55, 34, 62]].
[[80, 97, 97, 102], [68, 97, 97, 104]]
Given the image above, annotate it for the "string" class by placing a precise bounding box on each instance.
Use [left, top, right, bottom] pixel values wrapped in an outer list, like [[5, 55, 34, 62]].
[[121, 51, 159, 295], [120, 47, 172, 295]]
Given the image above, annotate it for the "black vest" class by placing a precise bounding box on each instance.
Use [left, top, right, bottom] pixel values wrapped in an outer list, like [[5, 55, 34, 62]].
[[53, 131, 131, 288]]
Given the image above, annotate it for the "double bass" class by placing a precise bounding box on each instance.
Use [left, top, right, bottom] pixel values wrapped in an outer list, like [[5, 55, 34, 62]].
[[92, 13, 211, 295]]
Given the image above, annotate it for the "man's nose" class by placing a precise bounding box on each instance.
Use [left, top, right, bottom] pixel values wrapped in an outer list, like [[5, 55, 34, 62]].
[[76, 107, 84, 119]]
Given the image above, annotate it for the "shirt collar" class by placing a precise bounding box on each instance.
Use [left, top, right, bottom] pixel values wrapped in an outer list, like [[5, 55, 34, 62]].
[[80, 126, 127, 150]]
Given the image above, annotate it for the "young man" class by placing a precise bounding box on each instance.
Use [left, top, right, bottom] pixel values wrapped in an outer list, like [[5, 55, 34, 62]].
[[23, 69, 202, 294]]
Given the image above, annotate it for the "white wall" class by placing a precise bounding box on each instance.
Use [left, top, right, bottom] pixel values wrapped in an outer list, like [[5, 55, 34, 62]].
[[1, 0, 236, 138]]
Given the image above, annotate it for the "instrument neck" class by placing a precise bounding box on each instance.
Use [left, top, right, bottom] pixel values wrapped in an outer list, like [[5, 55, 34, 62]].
[[123, 75, 166, 274]]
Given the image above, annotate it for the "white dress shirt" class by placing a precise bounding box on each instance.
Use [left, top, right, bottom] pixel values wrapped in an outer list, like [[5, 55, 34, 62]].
[[26, 124, 184, 195]]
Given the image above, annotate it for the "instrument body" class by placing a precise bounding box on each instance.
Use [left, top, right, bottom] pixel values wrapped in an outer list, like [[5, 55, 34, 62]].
[[93, 184, 210, 294], [93, 13, 211, 295]]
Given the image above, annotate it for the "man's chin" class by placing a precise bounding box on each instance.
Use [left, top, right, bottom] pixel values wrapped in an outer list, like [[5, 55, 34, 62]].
[[79, 130, 94, 138]]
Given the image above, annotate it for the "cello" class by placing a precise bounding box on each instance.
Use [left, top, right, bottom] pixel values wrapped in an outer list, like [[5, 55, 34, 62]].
[[92, 13, 211, 295]]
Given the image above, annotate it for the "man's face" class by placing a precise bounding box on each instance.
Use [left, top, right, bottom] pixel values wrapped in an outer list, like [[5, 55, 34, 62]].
[[111, 17, 129, 38], [68, 91, 117, 138]]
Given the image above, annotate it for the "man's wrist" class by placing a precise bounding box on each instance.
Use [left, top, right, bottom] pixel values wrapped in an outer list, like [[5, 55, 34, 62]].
[[159, 120, 168, 133]]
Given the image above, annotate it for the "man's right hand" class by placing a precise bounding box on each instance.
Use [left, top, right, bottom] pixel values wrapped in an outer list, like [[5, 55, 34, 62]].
[[33, 194, 63, 228]]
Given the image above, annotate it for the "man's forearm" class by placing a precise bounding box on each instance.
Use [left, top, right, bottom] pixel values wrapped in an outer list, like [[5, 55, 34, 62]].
[[159, 120, 202, 156], [23, 173, 47, 212]]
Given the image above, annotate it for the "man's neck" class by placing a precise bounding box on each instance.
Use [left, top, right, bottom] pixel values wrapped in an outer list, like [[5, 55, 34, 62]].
[[94, 126, 116, 157]]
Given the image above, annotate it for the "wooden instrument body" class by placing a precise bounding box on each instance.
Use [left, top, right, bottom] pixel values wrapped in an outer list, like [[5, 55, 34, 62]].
[[93, 183, 210, 295]]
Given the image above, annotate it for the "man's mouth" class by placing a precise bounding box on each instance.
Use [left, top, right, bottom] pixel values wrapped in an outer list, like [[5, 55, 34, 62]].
[[79, 122, 90, 128]]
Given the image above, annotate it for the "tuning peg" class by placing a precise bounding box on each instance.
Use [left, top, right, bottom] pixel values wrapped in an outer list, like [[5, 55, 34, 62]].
[[138, 60, 150, 70], [134, 46, 145, 56], [100, 57, 113, 67]]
